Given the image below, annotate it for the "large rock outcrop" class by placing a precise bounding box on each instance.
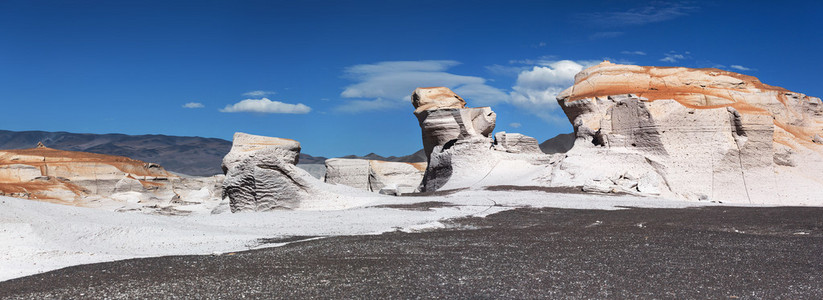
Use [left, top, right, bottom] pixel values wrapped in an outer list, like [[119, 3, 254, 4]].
[[220, 132, 368, 212], [412, 87, 553, 192], [0, 144, 224, 213], [324, 158, 426, 195], [413, 87, 497, 160], [222, 133, 317, 211], [554, 61, 823, 205]]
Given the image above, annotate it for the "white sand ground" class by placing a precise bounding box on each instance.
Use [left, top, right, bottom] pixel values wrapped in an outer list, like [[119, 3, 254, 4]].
[[0, 190, 751, 282]]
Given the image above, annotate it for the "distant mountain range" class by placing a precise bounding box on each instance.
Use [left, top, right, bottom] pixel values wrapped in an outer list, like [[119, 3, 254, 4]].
[[0, 130, 570, 176], [0, 130, 427, 176]]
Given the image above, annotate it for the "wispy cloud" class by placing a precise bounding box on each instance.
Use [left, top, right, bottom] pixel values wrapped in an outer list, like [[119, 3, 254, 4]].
[[589, 31, 624, 40], [660, 51, 690, 63], [730, 65, 752, 71], [339, 58, 605, 123], [621, 50, 647, 56], [220, 98, 311, 114], [182, 102, 204, 109], [242, 90, 276, 97], [509, 122, 522, 128], [338, 60, 508, 112], [578, 2, 698, 27], [485, 64, 529, 76]]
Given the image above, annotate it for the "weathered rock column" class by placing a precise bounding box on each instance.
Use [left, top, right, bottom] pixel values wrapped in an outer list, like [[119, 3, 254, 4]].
[[221, 132, 318, 212]]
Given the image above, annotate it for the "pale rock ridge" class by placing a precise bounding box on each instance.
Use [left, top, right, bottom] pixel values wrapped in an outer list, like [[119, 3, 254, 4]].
[[555, 62, 823, 205], [412, 87, 553, 192], [0, 146, 224, 214], [324, 158, 426, 195]]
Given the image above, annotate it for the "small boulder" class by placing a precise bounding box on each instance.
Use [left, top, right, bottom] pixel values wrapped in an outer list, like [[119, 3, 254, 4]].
[[494, 132, 542, 153]]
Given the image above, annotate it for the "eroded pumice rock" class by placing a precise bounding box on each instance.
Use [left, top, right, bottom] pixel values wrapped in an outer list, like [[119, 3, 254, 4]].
[[411, 87, 553, 192], [554, 61, 823, 205], [494, 132, 542, 153], [220, 132, 365, 212], [221, 132, 319, 212], [413, 87, 496, 160], [324, 158, 426, 195]]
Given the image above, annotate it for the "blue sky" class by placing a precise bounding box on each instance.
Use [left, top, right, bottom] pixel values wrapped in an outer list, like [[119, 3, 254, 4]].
[[1, 0, 821, 157]]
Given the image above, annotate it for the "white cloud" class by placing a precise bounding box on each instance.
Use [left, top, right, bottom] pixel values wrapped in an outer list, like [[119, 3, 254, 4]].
[[242, 90, 276, 97], [182, 102, 204, 109], [730, 65, 752, 71], [338, 60, 508, 112], [621, 50, 647, 55], [660, 51, 690, 63], [220, 98, 311, 114], [508, 60, 598, 122], [509, 122, 522, 128]]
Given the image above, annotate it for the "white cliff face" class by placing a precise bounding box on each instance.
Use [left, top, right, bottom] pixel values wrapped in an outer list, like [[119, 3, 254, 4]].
[[554, 62, 823, 205], [324, 158, 426, 195], [411, 87, 553, 192]]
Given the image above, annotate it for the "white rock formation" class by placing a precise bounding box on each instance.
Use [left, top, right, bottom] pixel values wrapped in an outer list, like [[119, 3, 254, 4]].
[[412, 87, 553, 192], [324, 158, 426, 195], [220, 132, 372, 212], [553, 61, 823, 205], [325, 158, 371, 191], [221, 132, 320, 211], [494, 132, 543, 153]]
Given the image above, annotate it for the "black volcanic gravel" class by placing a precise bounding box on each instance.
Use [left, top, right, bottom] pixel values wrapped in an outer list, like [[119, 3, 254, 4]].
[[2, 206, 822, 299]]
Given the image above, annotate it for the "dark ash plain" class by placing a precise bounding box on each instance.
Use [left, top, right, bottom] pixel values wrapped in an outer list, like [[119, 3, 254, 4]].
[[2, 206, 822, 299]]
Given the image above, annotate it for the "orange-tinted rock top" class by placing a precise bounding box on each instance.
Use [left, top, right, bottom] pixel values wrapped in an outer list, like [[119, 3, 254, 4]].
[[557, 61, 823, 144], [411, 87, 467, 114], [558, 61, 818, 113], [0, 146, 173, 203], [0, 146, 172, 177]]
